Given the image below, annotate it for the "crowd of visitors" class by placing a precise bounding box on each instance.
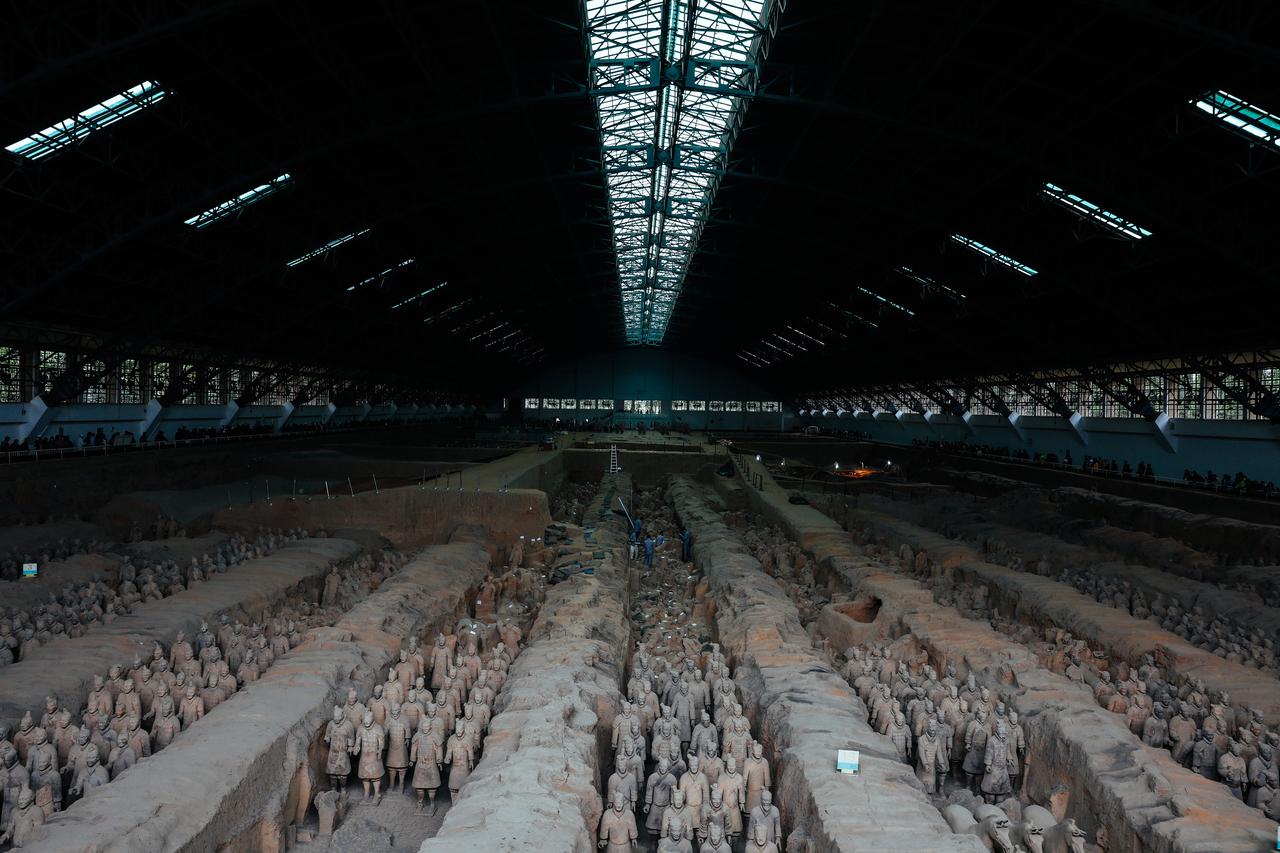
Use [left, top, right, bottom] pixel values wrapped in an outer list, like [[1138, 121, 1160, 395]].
[[911, 439, 1278, 500], [1182, 469, 1277, 499]]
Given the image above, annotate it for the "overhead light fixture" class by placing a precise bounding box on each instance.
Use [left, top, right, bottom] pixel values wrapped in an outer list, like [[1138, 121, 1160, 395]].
[[185, 173, 293, 229], [1040, 183, 1152, 240], [346, 257, 413, 292], [949, 234, 1038, 277], [6, 80, 167, 161], [1191, 90, 1280, 150], [286, 229, 371, 267]]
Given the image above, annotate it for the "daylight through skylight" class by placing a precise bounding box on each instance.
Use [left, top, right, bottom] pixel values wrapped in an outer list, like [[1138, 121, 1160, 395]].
[[1191, 90, 1280, 149], [950, 234, 1038, 277], [184, 174, 293, 229], [1040, 183, 1151, 239], [345, 258, 414, 292], [391, 282, 447, 310], [286, 229, 371, 267], [896, 266, 965, 301], [6, 81, 167, 161], [856, 286, 915, 316], [583, 0, 781, 345]]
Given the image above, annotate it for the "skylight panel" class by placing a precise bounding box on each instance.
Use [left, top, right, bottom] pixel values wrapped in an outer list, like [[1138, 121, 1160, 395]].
[[1040, 183, 1151, 240], [345, 257, 413, 292], [949, 234, 1038, 277], [6, 80, 166, 161], [1192, 90, 1280, 149], [584, 0, 779, 345], [856, 286, 915, 316], [391, 282, 447, 310], [828, 302, 879, 329], [772, 332, 807, 352], [470, 322, 509, 342], [423, 298, 473, 325], [786, 325, 825, 345], [896, 266, 966, 301], [286, 228, 371, 267], [185, 173, 293, 229], [760, 339, 793, 357]]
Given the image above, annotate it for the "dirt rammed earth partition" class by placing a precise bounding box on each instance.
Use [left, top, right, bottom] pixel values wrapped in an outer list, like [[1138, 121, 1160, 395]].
[[24, 541, 488, 853], [207, 485, 550, 552], [666, 476, 986, 853], [0, 538, 361, 730], [729, 461, 1274, 853], [846, 508, 1280, 726], [421, 473, 633, 853]]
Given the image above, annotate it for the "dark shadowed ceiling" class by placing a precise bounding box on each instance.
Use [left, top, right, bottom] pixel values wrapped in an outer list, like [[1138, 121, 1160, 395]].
[[2, 2, 1278, 401]]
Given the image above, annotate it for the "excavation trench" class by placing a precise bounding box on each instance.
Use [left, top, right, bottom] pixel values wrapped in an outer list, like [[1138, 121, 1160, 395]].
[[421, 472, 634, 853], [853, 489, 1280, 658], [666, 475, 986, 853], [22, 538, 487, 853], [0, 537, 363, 730], [729, 460, 1274, 853]]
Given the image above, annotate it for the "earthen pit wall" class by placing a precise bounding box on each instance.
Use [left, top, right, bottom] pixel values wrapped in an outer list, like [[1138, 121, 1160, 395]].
[[848, 492, 1280, 669], [0, 537, 362, 731], [845, 507, 1280, 726], [420, 473, 633, 853], [666, 476, 986, 853], [730, 466, 1275, 853], [1053, 487, 1280, 565], [207, 485, 550, 553], [25, 541, 488, 853]]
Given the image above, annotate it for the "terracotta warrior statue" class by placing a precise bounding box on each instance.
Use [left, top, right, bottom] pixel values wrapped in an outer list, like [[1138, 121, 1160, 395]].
[[444, 720, 472, 797], [409, 719, 443, 815], [746, 789, 780, 845], [644, 757, 678, 834], [353, 711, 386, 804], [179, 681, 203, 727], [0, 786, 44, 848], [717, 754, 745, 838], [385, 702, 411, 793], [700, 822, 731, 853], [323, 706, 355, 792], [598, 791, 639, 853], [658, 814, 694, 853]]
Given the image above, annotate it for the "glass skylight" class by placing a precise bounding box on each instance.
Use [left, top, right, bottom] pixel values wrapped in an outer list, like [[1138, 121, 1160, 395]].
[[345, 257, 413, 292], [286, 229, 371, 267], [1040, 183, 1151, 240], [828, 302, 878, 329], [1192, 90, 1280, 149], [6, 80, 167, 161], [423, 298, 473, 325], [583, 0, 780, 345], [772, 332, 807, 352], [470, 322, 509, 342], [896, 266, 965, 301], [856, 286, 915, 316], [786, 325, 825, 345], [950, 234, 1038, 277], [391, 282, 447, 310], [185, 173, 293, 229]]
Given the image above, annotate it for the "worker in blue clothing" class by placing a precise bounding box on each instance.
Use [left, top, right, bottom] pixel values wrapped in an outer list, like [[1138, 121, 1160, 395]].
[[629, 516, 642, 561], [680, 528, 692, 562], [643, 534, 655, 568]]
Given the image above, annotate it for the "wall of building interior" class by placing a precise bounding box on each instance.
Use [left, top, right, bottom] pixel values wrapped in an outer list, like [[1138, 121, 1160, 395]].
[[516, 348, 793, 430], [802, 410, 1280, 483]]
